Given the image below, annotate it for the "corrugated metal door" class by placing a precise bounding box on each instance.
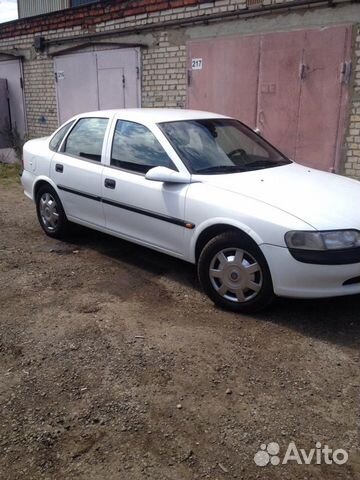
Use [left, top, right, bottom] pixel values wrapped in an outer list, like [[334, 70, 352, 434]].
[[0, 59, 26, 138], [187, 36, 260, 127], [294, 26, 352, 171], [18, 0, 68, 18], [187, 26, 351, 172], [54, 48, 140, 124]]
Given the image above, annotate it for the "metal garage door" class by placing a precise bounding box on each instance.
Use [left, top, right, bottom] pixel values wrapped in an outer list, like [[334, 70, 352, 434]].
[[187, 26, 352, 172], [54, 48, 141, 124], [0, 59, 26, 139], [293, 27, 351, 172], [0, 79, 10, 148], [188, 35, 260, 127]]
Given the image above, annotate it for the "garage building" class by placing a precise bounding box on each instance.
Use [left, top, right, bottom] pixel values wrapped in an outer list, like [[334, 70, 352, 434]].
[[0, 0, 359, 178]]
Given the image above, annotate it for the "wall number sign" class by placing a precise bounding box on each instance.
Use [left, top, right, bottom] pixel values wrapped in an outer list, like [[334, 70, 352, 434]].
[[191, 58, 203, 70]]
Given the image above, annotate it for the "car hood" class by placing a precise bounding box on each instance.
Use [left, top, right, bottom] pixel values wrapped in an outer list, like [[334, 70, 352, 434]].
[[195, 162, 360, 230]]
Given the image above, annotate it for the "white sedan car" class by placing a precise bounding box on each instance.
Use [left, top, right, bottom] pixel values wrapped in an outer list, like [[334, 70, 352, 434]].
[[21, 109, 360, 312]]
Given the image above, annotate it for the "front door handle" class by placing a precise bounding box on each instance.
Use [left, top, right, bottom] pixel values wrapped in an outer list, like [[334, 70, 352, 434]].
[[104, 178, 116, 189], [55, 164, 63, 173]]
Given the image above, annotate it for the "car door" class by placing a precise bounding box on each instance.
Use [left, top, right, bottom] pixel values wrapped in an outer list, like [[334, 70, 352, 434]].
[[102, 119, 190, 256], [50, 116, 110, 227]]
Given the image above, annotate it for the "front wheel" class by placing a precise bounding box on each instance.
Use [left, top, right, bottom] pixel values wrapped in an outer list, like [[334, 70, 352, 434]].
[[197, 231, 274, 313]]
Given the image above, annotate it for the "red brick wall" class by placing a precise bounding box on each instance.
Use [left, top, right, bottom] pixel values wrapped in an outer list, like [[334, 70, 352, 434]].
[[0, 0, 210, 40]]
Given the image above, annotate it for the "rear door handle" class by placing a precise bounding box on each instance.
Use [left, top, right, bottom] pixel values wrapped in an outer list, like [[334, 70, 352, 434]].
[[55, 164, 63, 173], [104, 178, 116, 189]]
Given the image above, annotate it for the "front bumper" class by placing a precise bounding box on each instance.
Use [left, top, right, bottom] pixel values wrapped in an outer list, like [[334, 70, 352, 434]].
[[261, 244, 360, 299]]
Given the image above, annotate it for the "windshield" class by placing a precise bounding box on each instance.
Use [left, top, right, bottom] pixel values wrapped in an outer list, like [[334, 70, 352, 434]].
[[159, 118, 291, 174]]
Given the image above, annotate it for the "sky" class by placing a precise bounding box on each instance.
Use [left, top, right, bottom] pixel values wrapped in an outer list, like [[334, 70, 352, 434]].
[[0, 0, 18, 23]]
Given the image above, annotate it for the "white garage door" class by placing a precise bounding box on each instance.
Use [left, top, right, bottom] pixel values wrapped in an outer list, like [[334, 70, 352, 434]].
[[54, 48, 141, 124]]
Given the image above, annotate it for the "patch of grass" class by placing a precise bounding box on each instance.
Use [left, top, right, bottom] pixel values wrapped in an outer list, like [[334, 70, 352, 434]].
[[0, 163, 22, 185]]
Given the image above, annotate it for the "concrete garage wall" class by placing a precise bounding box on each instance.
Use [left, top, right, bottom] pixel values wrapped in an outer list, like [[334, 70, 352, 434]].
[[22, 57, 59, 136], [142, 33, 187, 109], [345, 26, 360, 178], [0, 0, 359, 177]]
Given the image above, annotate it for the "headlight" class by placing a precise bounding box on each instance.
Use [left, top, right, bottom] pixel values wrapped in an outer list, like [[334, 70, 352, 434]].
[[285, 230, 360, 251]]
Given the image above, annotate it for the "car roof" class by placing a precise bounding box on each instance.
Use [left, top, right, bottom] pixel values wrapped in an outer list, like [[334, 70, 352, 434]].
[[77, 108, 231, 123]]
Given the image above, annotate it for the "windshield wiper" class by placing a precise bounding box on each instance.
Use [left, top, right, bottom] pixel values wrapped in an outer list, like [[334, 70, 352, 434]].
[[244, 159, 288, 170], [194, 165, 247, 174]]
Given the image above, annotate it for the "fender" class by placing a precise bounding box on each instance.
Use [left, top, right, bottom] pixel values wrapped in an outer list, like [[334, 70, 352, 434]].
[[32, 175, 61, 202], [187, 216, 264, 263]]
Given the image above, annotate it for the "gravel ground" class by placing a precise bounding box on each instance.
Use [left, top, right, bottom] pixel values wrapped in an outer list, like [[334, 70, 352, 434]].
[[0, 170, 359, 479]]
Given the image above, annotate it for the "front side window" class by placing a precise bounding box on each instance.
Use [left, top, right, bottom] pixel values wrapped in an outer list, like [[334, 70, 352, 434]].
[[63, 117, 108, 162], [111, 120, 176, 174], [49, 120, 75, 152], [159, 119, 291, 174]]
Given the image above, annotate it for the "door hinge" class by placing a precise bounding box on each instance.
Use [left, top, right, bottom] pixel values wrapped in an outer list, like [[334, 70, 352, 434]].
[[136, 66, 140, 81], [54, 72, 58, 83], [341, 61, 352, 85], [20, 77, 23, 89], [187, 69, 191, 87], [122, 74, 126, 89]]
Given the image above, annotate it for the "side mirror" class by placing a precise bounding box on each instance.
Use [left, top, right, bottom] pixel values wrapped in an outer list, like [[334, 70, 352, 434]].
[[145, 166, 190, 184]]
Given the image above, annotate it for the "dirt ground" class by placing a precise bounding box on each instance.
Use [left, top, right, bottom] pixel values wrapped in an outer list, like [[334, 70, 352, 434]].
[[0, 169, 359, 480]]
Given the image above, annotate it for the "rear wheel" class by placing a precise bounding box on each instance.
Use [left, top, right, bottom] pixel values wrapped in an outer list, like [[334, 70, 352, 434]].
[[36, 184, 69, 239], [198, 231, 274, 313]]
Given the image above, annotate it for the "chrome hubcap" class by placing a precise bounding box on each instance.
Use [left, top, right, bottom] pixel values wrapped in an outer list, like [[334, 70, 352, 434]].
[[209, 248, 263, 303], [39, 193, 59, 231]]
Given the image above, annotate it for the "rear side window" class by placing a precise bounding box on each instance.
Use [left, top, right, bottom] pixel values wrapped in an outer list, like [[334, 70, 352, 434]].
[[49, 121, 74, 152], [63, 117, 108, 162], [111, 120, 176, 173]]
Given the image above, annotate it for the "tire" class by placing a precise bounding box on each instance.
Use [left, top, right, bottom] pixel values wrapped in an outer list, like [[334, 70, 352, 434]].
[[197, 231, 274, 313], [35, 184, 69, 239]]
